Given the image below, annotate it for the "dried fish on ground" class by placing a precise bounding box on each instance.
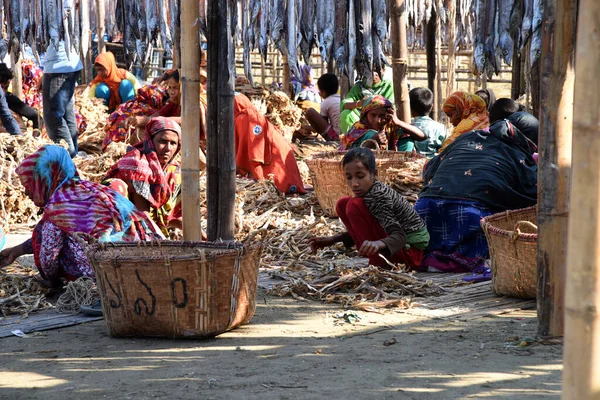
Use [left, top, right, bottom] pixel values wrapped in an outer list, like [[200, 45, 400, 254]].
[[266, 264, 451, 310], [0, 264, 52, 318]]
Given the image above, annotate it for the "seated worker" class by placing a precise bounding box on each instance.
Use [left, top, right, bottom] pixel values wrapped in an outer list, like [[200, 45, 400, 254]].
[[291, 64, 321, 103], [304, 73, 341, 141], [130, 69, 183, 127], [0, 63, 41, 129], [340, 65, 394, 134], [104, 117, 184, 237], [475, 88, 497, 112], [341, 95, 426, 151], [409, 87, 447, 158], [130, 69, 208, 154], [414, 110, 539, 273], [234, 92, 307, 194], [308, 148, 429, 269], [89, 52, 141, 111], [0, 145, 161, 287], [439, 91, 489, 153]]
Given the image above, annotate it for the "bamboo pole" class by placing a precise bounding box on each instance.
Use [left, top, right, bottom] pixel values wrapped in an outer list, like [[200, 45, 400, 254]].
[[206, 0, 236, 241], [80, 0, 93, 83], [390, 0, 411, 123], [563, 0, 600, 397], [95, 0, 106, 54], [536, 0, 577, 338], [180, 0, 203, 241], [426, 8, 438, 120], [10, 54, 22, 100], [510, 39, 522, 99], [282, 54, 290, 94], [445, 0, 456, 96], [435, 0, 443, 119]]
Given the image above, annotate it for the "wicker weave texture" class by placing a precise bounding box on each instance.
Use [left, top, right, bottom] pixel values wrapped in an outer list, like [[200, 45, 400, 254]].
[[86, 241, 262, 338], [305, 150, 425, 217], [481, 207, 537, 299]]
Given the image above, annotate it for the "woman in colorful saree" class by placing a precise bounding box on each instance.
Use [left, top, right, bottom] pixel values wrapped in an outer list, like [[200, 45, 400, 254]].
[[103, 117, 183, 236], [0, 145, 162, 287], [439, 91, 489, 153]]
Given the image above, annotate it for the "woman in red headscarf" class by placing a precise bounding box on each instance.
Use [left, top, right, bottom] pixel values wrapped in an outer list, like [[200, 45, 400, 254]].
[[89, 52, 141, 111], [104, 117, 184, 235], [234, 92, 306, 194]]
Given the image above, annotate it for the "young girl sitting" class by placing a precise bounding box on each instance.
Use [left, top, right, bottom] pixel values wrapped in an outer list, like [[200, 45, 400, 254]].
[[308, 148, 430, 269]]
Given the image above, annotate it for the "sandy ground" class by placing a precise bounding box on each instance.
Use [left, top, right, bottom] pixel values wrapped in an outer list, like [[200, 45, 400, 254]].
[[0, 292, 562, 400]]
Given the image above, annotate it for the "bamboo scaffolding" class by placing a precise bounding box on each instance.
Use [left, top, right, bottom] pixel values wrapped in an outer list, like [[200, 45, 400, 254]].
[[445, 0, 456, 95], [426, 6, 438, 120], [562, 0, 600, 397], [180, 0, 203, 241]]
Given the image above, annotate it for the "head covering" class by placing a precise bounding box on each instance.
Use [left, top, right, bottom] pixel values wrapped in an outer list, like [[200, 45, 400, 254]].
[[475, 88, 497, 112], [440, 91, 489, 153], [104, 117, 182, 210], [92, 52, 130, 110], [17, 145, 160, 241], [341, 95, 392, 150], [507, 111, 539, 145]]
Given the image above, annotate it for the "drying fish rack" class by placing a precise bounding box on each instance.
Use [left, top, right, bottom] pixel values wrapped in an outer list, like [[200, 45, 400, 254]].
[[81, 238, 263, 338], [481, 207, 538, 299], [305, 150, 425, 217]]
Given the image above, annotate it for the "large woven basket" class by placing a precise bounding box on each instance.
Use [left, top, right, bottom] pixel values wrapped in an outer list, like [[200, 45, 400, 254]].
[[305, 150, 425, 217], [481, 207, 537, 299], [84, 240, 262, 338]]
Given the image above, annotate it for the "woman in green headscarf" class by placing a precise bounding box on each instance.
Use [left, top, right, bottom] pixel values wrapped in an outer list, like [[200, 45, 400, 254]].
[[340, 67, 395, 134]]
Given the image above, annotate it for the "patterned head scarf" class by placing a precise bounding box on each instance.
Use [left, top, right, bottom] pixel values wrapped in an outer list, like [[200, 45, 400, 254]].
[[104, 117, 182, 210], [341, 95, 393, 150], [17, 145, 160, 241], [138, 116, 182, 158], [440, 91, 490, 153], [17, 144, 77, 207]]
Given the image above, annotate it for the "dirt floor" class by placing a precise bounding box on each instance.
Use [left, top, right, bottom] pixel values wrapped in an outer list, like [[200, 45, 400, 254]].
[[0, 291, 562, 400]]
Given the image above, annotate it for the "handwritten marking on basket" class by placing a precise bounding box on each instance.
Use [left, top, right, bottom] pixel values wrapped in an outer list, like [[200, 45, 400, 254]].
[[104, 272, 122, 309], [133, 270, 156, 316], [170, 278, 189, 308]]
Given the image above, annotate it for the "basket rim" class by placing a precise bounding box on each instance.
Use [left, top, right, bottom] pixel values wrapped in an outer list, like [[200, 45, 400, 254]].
[[86, 240, 263, 262], [481, 206, 537, 241], [305, 150, 426, 164]]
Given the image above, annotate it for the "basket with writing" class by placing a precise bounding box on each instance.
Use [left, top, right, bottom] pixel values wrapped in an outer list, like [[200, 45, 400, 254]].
[[83, 239, 263, 338], [305, 150, 426, 217], [481, 206, 537, 299]]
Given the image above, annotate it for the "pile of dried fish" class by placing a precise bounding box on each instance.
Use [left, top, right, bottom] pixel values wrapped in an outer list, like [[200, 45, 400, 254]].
[[383, 158, 428, 204], [267, 264, 448, 310], [0, 264, 52, 318], [75, 87, 109, 155], [264, 91, 303, 142]]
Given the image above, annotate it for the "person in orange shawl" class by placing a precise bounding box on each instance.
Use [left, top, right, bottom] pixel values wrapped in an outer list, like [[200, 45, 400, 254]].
[[440, 91, 489, 153], [234, 93, 306, 195], [89, 52, 140, 112]]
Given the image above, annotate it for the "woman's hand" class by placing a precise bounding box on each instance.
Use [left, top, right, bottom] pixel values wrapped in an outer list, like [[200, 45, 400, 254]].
[[0, 245, 26, 268], [358, 240, 386, 257], [308, 236, 337, 253], [388, 107, 403, 126]]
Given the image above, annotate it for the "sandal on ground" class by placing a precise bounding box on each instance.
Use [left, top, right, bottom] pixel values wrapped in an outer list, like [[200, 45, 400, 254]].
[[462, 267, 492, 283], [80, 300, 103, 317]]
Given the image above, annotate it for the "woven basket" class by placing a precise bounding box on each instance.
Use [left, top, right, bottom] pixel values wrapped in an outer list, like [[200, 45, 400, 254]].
[[481, 206, 537, 299], [83, 240, 262, 338], [305, 150, 425, 217]]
